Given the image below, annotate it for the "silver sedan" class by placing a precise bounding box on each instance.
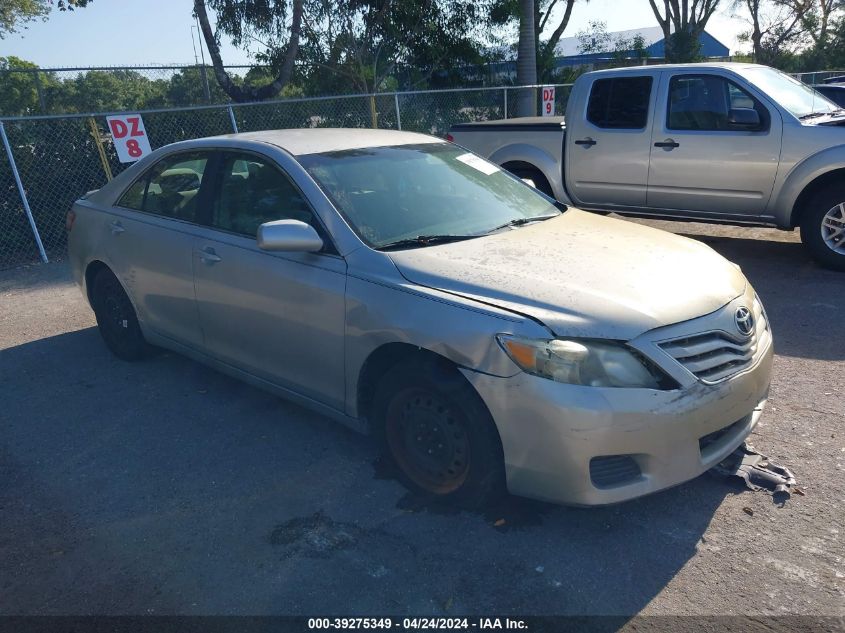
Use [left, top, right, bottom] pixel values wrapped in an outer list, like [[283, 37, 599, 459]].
[[67, 129, 773, 506]]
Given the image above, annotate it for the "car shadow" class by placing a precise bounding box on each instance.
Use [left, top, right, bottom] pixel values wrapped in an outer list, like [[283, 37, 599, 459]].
[[1, 327, 739, 617], [677, 232, 845, 361]]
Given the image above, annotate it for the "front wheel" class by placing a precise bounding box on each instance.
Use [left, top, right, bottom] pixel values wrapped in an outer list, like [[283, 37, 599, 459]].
[[373, 357, 505, 508], [800, 185, 845, 271]]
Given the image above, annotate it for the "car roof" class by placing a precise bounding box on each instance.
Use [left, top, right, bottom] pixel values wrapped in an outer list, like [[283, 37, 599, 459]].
[[588, 61, 766, 75], [204, 128, 443, 156]]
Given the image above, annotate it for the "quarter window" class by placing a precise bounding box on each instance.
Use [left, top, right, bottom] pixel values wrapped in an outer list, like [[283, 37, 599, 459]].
[[586, 77, 653, 129], [668, 75, 767, 131], [210, 154, 315, 237], [116, 152, 209, 222]]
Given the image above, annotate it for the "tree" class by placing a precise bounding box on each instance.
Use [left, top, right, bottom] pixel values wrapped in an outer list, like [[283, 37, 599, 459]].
[[647, 0, 722, 62], [576, 21, 651, 61], [732, 0, 806, 65], [515, 0, 538, 116], [193, 0, 304, 102], [0, 0, 91, 39], [489, 0, 587, 82], [297, 0, 486, 95]]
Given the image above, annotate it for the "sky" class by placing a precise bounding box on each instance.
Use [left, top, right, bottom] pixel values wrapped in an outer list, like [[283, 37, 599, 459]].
[[0, 0, 748, 69]]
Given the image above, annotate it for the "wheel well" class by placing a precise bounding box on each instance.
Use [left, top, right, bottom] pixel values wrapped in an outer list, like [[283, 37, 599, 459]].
[[791, 169, 845, 227], [356, 343, 457, 425], [501, 160, 548, 184], [84, 260, 111, 303]]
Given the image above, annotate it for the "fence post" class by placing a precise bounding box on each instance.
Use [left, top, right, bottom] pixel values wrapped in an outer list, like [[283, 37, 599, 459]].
[[503, 87, 508, 119], [394, 93, 402, 130], [88, 117, 113, 181], [33, 72, 47, 114], [228, 105, 239, 133], [0, 121, 48, 263], [369, 95, 379, 129], [201, 65, 212, 104]]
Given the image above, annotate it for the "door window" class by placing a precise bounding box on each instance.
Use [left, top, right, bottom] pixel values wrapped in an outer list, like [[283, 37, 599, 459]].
[[586, 77, 653, 129], [668, 75, 767, 131], [210, 154, 316, 237], [117, 152, 209, 222]]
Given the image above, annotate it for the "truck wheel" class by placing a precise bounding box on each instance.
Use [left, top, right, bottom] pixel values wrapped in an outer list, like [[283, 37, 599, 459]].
[[509, 167, 554, 198], [372, 356, 505, 508], [91, 268, 149, 361], [800, 185, 845, 271]]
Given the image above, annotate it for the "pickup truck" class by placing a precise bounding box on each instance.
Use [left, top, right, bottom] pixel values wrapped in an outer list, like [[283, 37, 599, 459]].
[[448, 63, 845, 270]]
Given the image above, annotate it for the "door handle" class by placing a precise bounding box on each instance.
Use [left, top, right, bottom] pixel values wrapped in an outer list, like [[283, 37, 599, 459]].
[[654, 140, 680, 149], [110, 220, 125, 235], [198, 247, 222, 264], [574, 138, 597, 147]]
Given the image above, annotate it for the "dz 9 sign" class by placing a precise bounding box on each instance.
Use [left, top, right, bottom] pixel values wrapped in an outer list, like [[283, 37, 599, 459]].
[[106, 114, 152, 163], [542, 87, 555, 117]]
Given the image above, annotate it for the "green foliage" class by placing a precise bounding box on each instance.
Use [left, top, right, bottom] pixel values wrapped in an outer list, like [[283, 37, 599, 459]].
[[0, 0, 91, 39]]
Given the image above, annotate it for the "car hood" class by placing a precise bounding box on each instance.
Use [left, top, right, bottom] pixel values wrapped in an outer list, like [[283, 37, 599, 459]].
[[387, 209, 747, 340]]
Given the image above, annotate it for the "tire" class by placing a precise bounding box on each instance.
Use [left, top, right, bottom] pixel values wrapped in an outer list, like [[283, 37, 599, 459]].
[[90, 268, 149, 361], [509, 167, 554, 198], [372, 356, 505, 508], [799, 184, 845, 271]]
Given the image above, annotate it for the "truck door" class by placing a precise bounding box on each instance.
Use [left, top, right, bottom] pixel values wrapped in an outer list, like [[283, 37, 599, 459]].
[[565, 74, 656, 207], [646, 71, 782, 216]]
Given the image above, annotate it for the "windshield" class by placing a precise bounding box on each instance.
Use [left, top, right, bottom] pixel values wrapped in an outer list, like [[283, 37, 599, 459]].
[[742, 66, 840, 118], [298, 143, 561, 248]]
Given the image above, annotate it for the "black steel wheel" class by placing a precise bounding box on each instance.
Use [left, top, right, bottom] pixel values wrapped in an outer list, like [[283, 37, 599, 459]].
[[91, 268, 149, 361], [373, 356, 505, 507]]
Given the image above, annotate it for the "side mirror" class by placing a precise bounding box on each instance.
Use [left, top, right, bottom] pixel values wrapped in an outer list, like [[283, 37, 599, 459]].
[[257, 219, 323, 253], [728, 108, 761, 130]]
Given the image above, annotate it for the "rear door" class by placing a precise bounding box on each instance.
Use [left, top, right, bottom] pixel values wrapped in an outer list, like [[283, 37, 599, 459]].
[[191, 151, 347, 410], [646, 71, 782, 216], [105, 151, 214, 348], [565, 73, 657, 207]]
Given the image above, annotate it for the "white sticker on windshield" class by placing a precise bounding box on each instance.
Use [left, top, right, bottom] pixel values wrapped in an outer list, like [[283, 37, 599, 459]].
[[456, 153, 500, 176]]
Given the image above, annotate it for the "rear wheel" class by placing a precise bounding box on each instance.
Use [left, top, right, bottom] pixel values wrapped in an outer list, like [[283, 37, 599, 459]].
[[508, 167, 554, 198], [90, 268, 149, 361], [373, 357, 505, 507], [800, 185, 845, 271]]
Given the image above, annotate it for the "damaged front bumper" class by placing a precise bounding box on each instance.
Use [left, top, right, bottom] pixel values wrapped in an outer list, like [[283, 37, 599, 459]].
[[461, 338, 774, 506]]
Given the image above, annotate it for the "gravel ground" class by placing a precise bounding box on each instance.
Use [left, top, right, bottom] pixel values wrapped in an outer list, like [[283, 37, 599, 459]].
[[0, 219, 843, 618]]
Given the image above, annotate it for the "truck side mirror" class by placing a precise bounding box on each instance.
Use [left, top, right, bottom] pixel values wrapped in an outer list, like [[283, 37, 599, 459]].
[[728, 108, 761, 130]]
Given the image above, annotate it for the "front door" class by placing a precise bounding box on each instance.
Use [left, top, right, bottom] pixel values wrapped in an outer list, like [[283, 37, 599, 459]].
[[646, 72, 782, 216], [192, 151, 347, 410]]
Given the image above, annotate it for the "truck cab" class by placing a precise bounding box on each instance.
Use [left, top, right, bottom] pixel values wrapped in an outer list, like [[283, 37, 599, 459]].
[[449, 63, 845, 271]]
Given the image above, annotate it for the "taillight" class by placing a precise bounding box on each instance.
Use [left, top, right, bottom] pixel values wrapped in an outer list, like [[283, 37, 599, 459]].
[[446, 133, 454, 142], [66, 209, 76, 233]]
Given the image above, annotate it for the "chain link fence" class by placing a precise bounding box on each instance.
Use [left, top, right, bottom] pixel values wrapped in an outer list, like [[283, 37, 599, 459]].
[[0, 83, 573, 268]]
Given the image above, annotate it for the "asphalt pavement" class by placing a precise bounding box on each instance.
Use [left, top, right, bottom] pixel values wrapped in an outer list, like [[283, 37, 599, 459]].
[[0, 219, 842, 618]]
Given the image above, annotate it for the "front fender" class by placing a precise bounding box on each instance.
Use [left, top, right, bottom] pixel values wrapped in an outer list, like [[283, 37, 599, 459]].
[[772, 145, 845, 226]]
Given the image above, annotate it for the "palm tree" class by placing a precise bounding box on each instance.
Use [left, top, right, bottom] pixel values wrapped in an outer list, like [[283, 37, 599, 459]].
[[516, 0, 538, 117]]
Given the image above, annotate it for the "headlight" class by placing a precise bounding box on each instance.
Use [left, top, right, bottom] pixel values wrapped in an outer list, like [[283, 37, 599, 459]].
[[496, 334, 675, 389]]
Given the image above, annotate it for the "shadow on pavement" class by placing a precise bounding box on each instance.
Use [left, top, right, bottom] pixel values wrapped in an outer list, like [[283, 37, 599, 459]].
[[0, 327, 735, 616], [680, 233, 845, 361]]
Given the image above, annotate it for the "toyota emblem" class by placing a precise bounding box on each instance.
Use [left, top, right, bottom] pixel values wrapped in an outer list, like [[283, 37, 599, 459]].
[[735, 306, 754, 337]]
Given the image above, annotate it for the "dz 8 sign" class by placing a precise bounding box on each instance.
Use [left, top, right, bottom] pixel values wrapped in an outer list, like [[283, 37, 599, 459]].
[[542, 87, 555, 116], [106, 114, 152, 163]]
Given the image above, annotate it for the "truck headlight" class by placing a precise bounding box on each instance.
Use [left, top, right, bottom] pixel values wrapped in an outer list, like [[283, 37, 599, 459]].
[[496, 334, 675, 389]]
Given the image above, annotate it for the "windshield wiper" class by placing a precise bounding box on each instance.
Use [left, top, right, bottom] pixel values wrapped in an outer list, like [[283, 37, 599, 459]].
[[800, 111, 835, 120], [377, 234, 478, 251], [484, 213, 560, 235]]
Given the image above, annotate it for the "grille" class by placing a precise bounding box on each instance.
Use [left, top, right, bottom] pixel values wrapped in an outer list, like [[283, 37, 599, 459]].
[[658, 297, 771, 383], [589, 455, 642, 488], [699, 417, 746, 454]]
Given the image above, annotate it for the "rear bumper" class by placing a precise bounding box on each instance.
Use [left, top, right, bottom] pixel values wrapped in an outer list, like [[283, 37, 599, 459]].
[[461, 340, 773, 506]]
